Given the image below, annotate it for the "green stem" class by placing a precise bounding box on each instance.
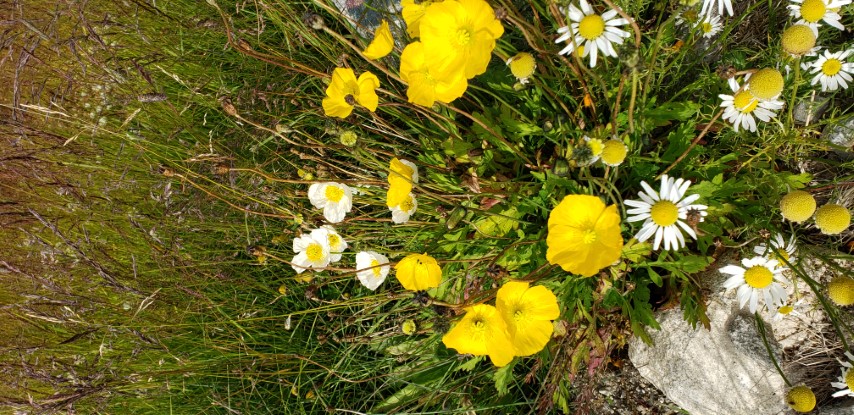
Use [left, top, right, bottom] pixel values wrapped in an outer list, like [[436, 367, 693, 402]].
[[754, 312, 790, 386]]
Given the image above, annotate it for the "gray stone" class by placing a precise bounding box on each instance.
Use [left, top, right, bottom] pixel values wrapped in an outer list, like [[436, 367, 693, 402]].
[[822, 115, 854, 160], [792, 92, 831, 125], [629, 296, 788, 415], [816, 401, 854, 415]]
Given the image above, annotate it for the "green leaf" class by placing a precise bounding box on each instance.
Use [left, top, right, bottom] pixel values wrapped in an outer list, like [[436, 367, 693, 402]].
[[647, 267, 663, 287], [493, 359, 517, 396], [622, 240, 652, 263], [456, 355, 484, 372], [472, 207, 522, 237], [643, 101, 700, 125]]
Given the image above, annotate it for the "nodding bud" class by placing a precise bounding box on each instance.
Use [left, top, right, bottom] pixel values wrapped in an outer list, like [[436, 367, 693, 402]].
[[302, 12, 325, 30], [494, 7, 507, 20], [552, 158, 570, 177], [220, 98, 238, 117], [344, 94, 356, 105]]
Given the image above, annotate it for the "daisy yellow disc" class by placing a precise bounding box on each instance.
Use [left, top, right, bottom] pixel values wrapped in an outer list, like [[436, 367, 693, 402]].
[[748, 68, 784, 100], [786, 385, 816, 413], [827, 276, 854, 306], [814, 203, 851, 235], [779, 190, 816, 223], [781, 25, 816, 56]]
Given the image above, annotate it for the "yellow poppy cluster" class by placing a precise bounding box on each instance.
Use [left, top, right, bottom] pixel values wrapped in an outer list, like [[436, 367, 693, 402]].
[[399, 0, 504, 106], [442, 281, 560, 366]]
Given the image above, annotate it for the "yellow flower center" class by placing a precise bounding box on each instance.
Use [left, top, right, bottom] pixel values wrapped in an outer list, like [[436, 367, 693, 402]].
[[370, 259, 382, 277], [733, 91, 759, 113], [650, 200, 679, 227], [846, 368, 854, 392], [776, 250, 791, 263], [786, 386, 816, 412], [400, 194, 415, 212], [781, 25, 816, 56], [582, 229, 598, 244], [780, 190, 817, 223], [508, 53, 536, 79], [513, 308, 525, 320], [800, 0, 826, 23], [455, 28, 472, 46], [778, 305, 794, 315], [701, 22, 713, 33], [328, 234, 341, 249], [579, 14, 605, 40], [600, 140, 628, 166], [814, 203, 851, 235], [325, 185, 345, 203], [744, 265, 773, 289], [587, 138, 604, 156], [306, 243, 324, 262], [748, 68, 784, 100], [822, 58, 842, 76], [471, 318, 486, 333], [681, 9, 699, 23]]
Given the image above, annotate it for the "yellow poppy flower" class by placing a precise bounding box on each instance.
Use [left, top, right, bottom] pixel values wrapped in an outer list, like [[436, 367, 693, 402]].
[[419, 0, 504, 79], [400, 41, 468, 106], [363, 20, 394, 60], [442, 304, 515, 367], [394, 253, 442, 291], [546, 195, 623, 277], [321, 68, 380, 119], [496, 281, 560, 356], [401, 0, 439, 38], [386, 158, 417, 207]]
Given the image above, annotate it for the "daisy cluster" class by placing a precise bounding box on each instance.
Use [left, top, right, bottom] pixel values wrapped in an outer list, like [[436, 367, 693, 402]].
[[292, 158, 424, 291]]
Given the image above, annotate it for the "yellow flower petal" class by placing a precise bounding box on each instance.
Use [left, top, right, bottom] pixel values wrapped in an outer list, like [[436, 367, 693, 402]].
[[442, 304, 515, 367], [546, 195, 624, 277], [394, 253, 442, 291], [322, 68, 358, 118], [363, 20, 394, 60], [401, 0, 436, 38], [400, 41, 468, 107], [356, 71, 380, 111], [419, 0, 504, 79], [386, 158, 415, 207], [496, 281, 559, 356]]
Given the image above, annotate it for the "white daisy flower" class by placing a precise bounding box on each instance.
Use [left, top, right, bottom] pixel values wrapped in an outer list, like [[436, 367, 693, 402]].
[[721, 256, 790, 313], [308, 182, 353, 223], [625, 175, 709, 251], [808, 49, 854, 92], [390, 192, 418, 224], [698, 14, 722, 38], [312, 226, 347, 263], [753, 233, 797, 264], [771, 298, 805, 321], [555, 0, 631, 68], [355, 250, 390, 291], [831, 352, 854, 398], [675, 8, 702, 27], [701, 0, 734, 17], [291, 232, 331, 274], [787, 0, 850, 34], [718, 78, 785, 132]]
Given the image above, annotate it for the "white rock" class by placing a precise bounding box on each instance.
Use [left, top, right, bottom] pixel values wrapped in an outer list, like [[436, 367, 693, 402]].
[[629, 296, 788, 415]]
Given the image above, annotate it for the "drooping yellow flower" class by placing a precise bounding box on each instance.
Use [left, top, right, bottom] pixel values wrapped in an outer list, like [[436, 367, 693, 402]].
[[496, 281, 560, 356], [442, 304, 515, 367], [394, 253, 442, 291], [419, 0, 504, 79], [386, 158, 418, 207], [401, 0, 439, 38], [321, 68, 380, 119], [546, 195, 623, 277], [400, 41, 468, 107], [363, 20, 394, 60]]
